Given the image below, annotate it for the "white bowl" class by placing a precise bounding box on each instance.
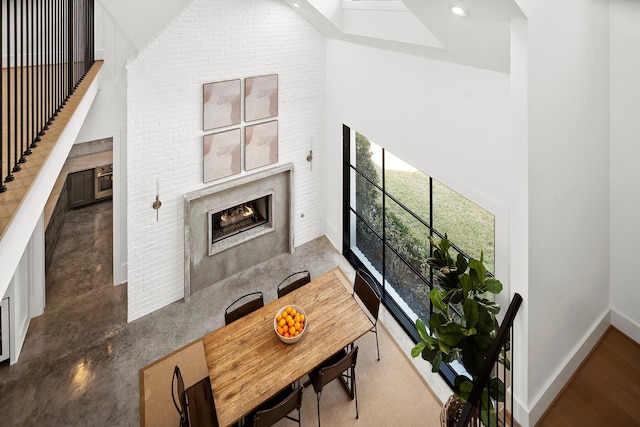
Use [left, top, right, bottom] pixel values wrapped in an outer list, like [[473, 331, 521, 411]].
[[274, 305, 307, 344]]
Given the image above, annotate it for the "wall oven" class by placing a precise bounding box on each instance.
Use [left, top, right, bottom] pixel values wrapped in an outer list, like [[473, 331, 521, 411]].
[[95, 164, 113, 200]]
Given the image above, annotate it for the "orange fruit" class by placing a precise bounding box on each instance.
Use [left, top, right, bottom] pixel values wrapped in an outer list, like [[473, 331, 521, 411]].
[[284, 332, 290, 338], [276, 314, 282, 322], [290, 308, 297, 316], [299, 314, 305, 323], [285, 306, 292, 314], [277, 326, 284, 335], [289, 325, 296, 334], [278, 318, 286, 327], [294, 322, 301, 331], [294, 314, 301, 323], [283, 325, 288, 333]]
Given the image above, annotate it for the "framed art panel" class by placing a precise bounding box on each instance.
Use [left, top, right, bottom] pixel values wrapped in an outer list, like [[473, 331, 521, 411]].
[[203, 79, 241, 131], [245, 120, 278, 171], [244, 74, 278, 122], [203, 128, 241, 183]]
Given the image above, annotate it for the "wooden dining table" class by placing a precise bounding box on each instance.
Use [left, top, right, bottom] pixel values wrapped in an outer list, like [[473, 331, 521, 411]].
[[202, 266, 373, 427]]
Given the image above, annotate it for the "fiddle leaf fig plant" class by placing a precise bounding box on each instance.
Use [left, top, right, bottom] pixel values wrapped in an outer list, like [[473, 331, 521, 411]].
[[411, 235, 505, 426]]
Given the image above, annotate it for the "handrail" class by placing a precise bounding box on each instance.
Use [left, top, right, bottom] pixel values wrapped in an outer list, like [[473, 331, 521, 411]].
[[1, 0, 94, 193], [456, 293, 523, 427]]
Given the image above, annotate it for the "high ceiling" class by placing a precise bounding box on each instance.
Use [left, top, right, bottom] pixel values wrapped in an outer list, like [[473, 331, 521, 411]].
[[282, 0, 525, 73]]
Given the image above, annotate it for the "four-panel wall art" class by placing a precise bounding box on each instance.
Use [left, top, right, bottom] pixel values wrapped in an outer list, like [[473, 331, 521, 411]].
[[202, 74, 278, 183]]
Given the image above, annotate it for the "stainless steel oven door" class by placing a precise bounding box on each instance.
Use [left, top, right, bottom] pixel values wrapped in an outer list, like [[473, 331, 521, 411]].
[[95, 165, 113, 200]]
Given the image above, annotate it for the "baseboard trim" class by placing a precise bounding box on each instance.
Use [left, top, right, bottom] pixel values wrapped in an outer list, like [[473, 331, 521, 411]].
[[611, 309, 640, 344]]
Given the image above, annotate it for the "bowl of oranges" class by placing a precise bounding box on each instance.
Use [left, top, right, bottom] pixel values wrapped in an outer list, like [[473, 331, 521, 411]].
[[274, 305, 307, 344]]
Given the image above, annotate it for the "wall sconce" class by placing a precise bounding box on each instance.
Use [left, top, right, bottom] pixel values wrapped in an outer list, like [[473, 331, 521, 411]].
[[153, 178, 162, 222], [307, 137, 313, 171], [153, 195, 162, 222]]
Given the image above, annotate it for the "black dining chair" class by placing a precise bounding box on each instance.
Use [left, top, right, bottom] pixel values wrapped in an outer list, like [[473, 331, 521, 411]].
[[276, 271, 311, 298], [353, 269, 382, 361], [308, 346, 359, 427], [246, 384, 304, 427], [224, 291, 264, 325], [172, 365, 219, 427], [172, 366, 190, 427]]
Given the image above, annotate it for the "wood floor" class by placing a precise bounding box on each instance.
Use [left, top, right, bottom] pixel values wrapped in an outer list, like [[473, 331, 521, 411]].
[[537, 327, 640, 426]]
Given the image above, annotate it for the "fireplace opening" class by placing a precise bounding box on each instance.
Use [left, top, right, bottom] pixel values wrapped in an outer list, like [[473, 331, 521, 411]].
[[208, 193, 274, 254]]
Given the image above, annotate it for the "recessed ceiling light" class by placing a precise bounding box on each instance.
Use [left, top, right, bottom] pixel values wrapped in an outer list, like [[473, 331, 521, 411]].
[[293, 2, 301, 8], [450, 5, 468, 17]]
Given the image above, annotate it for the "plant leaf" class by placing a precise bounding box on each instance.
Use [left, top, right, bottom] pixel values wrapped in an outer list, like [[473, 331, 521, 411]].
[[484, 278, 503, 294], [456, 252, 468, 274], [430, 351, 443, 372], [460, 274, 473, 298], [439, 322, 464, 347], [458, 380, 473, 401], [463, 298, 479, 329], [411, 341, 428, 358], [415, 319, 429, 341], [477, 298, 501, 315], [488, 377, 507, 402], [430, 288, 449, 314]]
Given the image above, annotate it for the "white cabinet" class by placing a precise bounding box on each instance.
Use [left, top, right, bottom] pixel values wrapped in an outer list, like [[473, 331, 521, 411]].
[[0, 297, 8, 363]]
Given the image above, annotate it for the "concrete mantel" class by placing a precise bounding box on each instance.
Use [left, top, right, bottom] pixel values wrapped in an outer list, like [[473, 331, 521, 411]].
[[183, 163, 295, 299]]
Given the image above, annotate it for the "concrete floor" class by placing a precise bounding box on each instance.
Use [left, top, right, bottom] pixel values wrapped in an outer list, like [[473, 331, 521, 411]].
[[0, 200, 366, 426]]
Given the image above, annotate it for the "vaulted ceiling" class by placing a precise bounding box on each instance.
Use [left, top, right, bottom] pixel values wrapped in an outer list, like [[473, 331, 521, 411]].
[[281, 0, 525, 73]]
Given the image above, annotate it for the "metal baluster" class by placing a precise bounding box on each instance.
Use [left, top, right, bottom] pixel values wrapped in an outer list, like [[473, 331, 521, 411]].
[[29, 0, 36, 149], [6, 0, 12, 181], [36, 0, 44, 140], [44, 0, 51, 129], [0, 0, 5, 192], [67, 0, 72, 100], [21, 0, 31, 159], [53, 0, 59, 117], [12, 0, 20, 173]]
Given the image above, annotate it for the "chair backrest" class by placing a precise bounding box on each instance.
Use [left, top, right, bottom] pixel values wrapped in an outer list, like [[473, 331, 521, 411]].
[[253, 385, 304, 427], [277, 271, 311, 298], [353, 270, 381, 322], [172, 365, 190, 427], [224, 291, 264, 325], [313, 346, 359, 394], [185, 376, 219, 427]]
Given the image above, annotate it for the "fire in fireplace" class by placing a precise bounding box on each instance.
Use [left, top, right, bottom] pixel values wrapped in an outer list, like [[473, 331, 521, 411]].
[[209, 194, 272, 245]]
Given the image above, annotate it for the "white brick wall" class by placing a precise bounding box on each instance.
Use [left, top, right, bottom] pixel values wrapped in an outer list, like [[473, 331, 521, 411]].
[[126, 0, 326, 321]]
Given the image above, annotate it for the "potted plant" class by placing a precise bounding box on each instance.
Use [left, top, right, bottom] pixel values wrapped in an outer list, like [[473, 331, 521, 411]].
[[411, 235, 506, 427]]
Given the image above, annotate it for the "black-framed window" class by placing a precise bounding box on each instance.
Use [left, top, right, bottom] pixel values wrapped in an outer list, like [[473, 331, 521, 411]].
[[342, 125, 495, 386]]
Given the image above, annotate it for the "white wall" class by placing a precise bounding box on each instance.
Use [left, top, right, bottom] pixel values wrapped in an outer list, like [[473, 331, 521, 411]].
[[76, 1, 137, 286], [324, 35, 518, 409], [610, 0, 640, 343], [517, 0, 610, 424], [509, 17, 530, 422], [126, 0, 326, 321], [324, 39, 512, 261], [95, 0, 193, 53]]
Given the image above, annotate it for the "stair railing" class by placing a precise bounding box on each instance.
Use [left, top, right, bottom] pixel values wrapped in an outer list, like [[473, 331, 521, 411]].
[[1, 0, 94, 192], [456, 293, 523, 427]]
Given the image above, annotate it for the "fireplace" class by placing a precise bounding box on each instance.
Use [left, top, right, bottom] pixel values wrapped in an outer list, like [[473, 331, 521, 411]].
[[184, 163, 293, 297], [208, 193, 274, 255]]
